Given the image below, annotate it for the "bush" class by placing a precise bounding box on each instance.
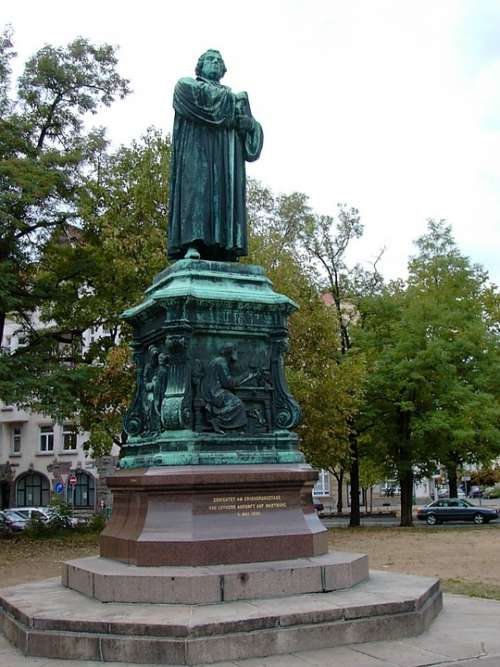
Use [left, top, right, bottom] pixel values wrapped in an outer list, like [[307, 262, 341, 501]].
[[87, 514, 106, 533], [46, 497, 74, 530], [24, 514, 51, 538], [72, 512, 107, 534]]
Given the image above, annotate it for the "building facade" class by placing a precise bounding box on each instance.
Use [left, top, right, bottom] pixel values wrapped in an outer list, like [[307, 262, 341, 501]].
[[0, 405, 100, 511], [0, 318, 117, 513]]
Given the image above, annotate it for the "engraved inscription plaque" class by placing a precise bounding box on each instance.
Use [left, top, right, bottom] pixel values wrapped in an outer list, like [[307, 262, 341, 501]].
[[207, 494, 288, 517]]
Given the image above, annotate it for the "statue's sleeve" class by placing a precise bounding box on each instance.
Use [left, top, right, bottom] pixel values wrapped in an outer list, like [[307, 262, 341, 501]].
[[218, 360, 236, 389], [173, 78, 236, 127]]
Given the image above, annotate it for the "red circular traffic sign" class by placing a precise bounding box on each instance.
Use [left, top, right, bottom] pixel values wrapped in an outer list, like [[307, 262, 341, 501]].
[[68, 474, 77, 486]]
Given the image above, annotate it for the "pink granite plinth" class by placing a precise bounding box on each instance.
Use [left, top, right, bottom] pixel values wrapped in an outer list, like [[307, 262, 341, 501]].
[[100, 464, 329, 566]]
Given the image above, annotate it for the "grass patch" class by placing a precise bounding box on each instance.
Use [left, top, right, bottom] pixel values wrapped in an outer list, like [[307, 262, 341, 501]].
[[442, 579, 500, 601]]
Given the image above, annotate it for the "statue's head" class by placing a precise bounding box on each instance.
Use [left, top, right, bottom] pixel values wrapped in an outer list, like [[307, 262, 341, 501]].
[[148, 344, 159, 358], [195, 49, 226, 82], [219, 342, 237, 362]]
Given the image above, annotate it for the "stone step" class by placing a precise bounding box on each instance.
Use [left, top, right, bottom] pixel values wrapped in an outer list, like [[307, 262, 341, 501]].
[[62, 551, 369, 604], [0, 570, 442, 665]]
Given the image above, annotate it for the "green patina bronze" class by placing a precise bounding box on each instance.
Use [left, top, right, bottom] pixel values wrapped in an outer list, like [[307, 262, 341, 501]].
[[119, 52, 302, 469], [167, 49, 263, 262]]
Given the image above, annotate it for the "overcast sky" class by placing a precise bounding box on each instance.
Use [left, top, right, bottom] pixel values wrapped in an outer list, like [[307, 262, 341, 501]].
[[3, 0, 500, 285]]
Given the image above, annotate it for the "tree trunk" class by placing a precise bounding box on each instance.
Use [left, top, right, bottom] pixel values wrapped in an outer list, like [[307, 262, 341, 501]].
[[447, 463, 458, 498], [349, 439, 360, 527], [399, 468, 414, 527], [334, 468, 344, 514], [0, 311, 5, 348]]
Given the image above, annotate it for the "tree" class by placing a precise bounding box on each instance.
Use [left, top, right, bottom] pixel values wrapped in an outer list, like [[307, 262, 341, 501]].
[[247, 183, 365, 501], [0, 29, 130, 344], [0, 128, 171, 456], [408, 221, 500, 498], [360, 221, 500, 525], [0, 26, 15, 116], [298, 205, 382, 525]]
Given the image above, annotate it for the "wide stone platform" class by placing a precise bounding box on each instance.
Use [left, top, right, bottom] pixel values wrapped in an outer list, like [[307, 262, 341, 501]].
[[0, 570, 441, 665], [63, 551, 368, 604]]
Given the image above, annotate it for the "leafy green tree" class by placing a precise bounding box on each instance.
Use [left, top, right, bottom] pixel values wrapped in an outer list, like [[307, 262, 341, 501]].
[[0, 28, 130, 343], [359, 456, 388, 512], [360, 221, 500, 525], [408, 221, 500, 497], [0, 129, 171, 455], [0, 26, 15, 115]]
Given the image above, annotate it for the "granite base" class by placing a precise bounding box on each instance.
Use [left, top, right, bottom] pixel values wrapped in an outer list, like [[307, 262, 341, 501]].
[[0, 570, 442, 665], [100, 464, 329, 566], [63, 551, 369, 604]]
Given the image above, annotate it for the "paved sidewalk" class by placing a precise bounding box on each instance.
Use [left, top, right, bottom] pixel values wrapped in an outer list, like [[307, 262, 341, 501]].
[[1, 594, 499, 666]]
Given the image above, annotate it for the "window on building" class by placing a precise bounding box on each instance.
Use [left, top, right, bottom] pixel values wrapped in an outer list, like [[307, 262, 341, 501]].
[[39, 426, 54, 453], [16, 334, 28, 348], [11, 426, 22, 454], [62, 425, 77, 451], [313, 469, 331, 497], [67, 471, 95, 509], [16, 472, 50, 507]]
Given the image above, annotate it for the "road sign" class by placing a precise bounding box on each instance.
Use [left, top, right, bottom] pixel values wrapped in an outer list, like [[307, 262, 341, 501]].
[[54, 481, 64, 494], [68, 474, 77, 487]]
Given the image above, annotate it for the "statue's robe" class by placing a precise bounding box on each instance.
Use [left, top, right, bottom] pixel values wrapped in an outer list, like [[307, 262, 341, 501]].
[[168, 76, 263, 261]]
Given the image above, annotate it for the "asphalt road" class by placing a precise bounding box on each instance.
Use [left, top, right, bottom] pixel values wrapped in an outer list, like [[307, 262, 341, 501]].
[[321, 516, 500, 528]]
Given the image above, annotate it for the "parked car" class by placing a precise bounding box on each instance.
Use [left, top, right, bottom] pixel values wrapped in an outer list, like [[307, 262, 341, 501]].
[[11, 506, 81, 528], [0, 512, 15, 536], [2, 509, 28, 532], [416, 498, 498, 525], [10, 507, 51, 523], [436, 487, 465, 499]]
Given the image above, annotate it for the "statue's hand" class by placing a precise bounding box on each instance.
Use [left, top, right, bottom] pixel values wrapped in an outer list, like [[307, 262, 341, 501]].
[[235, 92, 250, 117], [237, 116, 253, 131]]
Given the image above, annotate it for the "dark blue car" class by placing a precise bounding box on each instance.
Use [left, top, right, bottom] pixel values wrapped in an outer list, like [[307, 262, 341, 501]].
[[416, 498, 498, 525]]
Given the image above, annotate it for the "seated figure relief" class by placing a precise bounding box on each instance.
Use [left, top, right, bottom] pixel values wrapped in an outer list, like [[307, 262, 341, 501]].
[[201, 344, 248, 434]]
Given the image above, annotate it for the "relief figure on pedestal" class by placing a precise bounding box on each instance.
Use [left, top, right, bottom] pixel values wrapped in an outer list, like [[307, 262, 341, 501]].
[[201, 344, 248, 434], [142, 345, 159, 434], [155, 352, 169, 430], [167, 49, 263, 262]]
